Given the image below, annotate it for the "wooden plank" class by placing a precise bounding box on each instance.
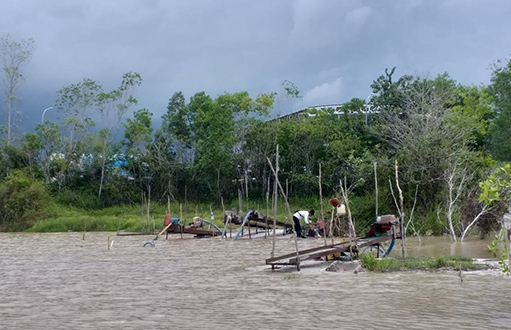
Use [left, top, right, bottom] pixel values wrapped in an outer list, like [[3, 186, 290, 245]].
[[266, 234, 395, 265], [155, 223, 173, 239], [166, 225, 221, 236], [288, 247, 350, 264], [265, 243, 342, 263], [116, 232, 153, 236]]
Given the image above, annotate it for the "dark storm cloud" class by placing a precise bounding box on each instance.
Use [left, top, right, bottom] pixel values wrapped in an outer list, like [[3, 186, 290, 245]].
[[1, 0, 510, 130]]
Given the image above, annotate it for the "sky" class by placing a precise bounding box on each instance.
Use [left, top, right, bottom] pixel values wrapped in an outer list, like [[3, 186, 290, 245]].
[[1, 0, 511, 131]]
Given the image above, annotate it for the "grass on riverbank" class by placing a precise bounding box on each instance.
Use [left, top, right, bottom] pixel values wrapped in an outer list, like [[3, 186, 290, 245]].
[[358, 253, 486, 272], [27, 198, 313, 233]]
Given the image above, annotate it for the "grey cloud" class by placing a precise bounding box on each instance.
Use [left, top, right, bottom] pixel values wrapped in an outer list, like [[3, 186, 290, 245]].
[[1, 0, 510, 131]]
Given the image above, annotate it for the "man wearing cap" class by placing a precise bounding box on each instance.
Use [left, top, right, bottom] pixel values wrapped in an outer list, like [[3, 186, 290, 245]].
[[293, 209, 315, 238]]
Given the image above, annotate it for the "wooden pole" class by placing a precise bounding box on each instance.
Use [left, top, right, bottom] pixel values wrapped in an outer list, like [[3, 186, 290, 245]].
[[209, 205, 213, 236], [221, 196, 227, 239], [156, 222, 173, 239], [238, 185, 243, 238], [267, 154, 301, 271], [319, 163, 327, 246], [504, 212, 511, 267], [374, 162, 378, 221], [147, 185, 151, 234], [285, 178, 289, 228], [271, 145, 279, 257], [329, 207, 335, 245], [395, 160, 406, 258], [245, 172, 251, 239], [184, 184, 187, 224], [180, 203, 183, 239], [167, 195, 171, 240], [229, 212, 233, 239], [340, 177, 356, 244], [265, 188, 269, 239]]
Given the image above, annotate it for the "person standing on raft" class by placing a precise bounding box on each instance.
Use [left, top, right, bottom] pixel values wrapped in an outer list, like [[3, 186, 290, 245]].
[[293, 209, 314, 238]]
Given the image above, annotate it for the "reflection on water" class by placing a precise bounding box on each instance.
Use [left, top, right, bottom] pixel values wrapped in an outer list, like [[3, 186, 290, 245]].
[[391, 235, 494, 259], [0, 233, 509, 330]]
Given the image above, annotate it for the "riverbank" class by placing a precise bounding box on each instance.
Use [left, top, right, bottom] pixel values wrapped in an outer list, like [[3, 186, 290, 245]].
[[358, 253, 490, 272], [254, 254, 499, 276]]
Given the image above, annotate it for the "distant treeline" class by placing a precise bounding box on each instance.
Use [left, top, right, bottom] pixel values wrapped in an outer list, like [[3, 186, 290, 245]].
[[1, 50, 511, 235]]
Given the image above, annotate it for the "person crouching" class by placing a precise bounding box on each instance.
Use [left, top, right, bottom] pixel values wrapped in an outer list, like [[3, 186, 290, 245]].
[[293, 209, 315, 238]]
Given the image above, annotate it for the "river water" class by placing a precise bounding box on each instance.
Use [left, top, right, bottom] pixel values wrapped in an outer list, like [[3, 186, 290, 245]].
[[0, 233, 509, 330]]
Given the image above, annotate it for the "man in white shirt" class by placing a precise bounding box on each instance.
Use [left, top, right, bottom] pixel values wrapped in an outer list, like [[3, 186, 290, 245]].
[[293, 209, 315, 238]]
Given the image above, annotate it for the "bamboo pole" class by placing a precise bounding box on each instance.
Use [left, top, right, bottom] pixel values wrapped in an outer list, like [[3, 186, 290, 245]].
[[245, 172, 251, 239], [180, 203, 183, 239], [319, 163, 327, 246], [395, 160, 406, 258], [209, 205, 213, 236], [267, 154, 301, 271], [156, 222, 173, 239], [147, 185, 151, 234], [221, 197, 227, 239], [285, 179, 289, 228], [229, 212, 233, 238], [238, 185, 243, 238], [340, 177, 356, 244], [271, 145, 279, 257], [265, 188, 269, 239], [184, 184, 187, 224], [329, 207, 335, 245], [374, 162, 378, 221], [166, 195, 171, 240]]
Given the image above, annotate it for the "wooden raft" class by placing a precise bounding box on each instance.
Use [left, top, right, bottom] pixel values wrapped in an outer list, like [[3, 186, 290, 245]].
[[266, 216, 400, 271]]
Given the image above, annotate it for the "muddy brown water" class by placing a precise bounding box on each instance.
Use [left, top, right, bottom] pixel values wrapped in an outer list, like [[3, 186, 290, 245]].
[[0, 233, 509, 330]]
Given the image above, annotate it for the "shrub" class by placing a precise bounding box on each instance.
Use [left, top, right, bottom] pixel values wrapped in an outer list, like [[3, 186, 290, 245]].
[[0, 170, 50, 231]]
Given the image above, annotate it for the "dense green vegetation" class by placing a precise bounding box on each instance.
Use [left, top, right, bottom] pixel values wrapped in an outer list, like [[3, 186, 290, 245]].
[[1, 34, 511, 239], [358, 253, 485, 272], [24, 197, 317, 234]]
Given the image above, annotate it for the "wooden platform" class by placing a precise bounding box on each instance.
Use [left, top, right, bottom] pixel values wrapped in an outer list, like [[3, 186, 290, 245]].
[[266, 216, 400, 271], [165, 224, 222, 237], [228, 211, 293, 229]]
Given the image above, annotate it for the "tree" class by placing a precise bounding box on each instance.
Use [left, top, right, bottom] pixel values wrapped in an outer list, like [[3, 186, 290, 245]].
[[370, 67, 413, 114], [55, 72, 142, 198], [123, 108, 154, 193], [90, 128, 113, 199], [0, 132, 42, 178], [0, 34, 35, 142], [487, 57, 511, 161], [161, 91, 193, 164], [375, 75, 459, 199], [35, 121, 65, 185], [479, 164, 511, 275], [124, 108, 153, 156], [56, 78, 102, 156]]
